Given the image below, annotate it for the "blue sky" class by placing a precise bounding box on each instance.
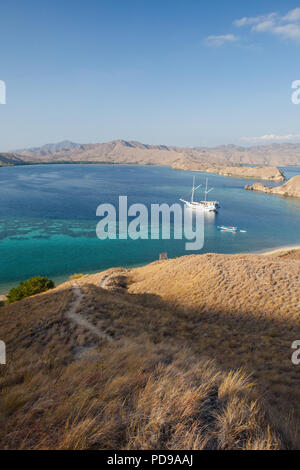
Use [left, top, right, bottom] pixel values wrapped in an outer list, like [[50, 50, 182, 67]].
[[1, 0, 300, 150]]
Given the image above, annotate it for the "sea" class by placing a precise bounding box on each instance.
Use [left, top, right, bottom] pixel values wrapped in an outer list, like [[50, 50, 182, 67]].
[[0, 164, 300, 293]]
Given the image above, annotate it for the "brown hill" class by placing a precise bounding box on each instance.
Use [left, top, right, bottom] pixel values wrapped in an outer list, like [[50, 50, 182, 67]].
[[214, 165, 284, 181], [272, 175, 300, 197], [15, 139, 300, 180], [245, 175, 300, 198], [0, 153, 25, 166], [18, 140, 300, 167], [0, 252, 299, 449]]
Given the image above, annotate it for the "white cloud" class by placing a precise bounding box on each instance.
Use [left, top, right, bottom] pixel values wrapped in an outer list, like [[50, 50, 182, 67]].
[[205, 34, 238, 47], [241, 133, 300, 143], [234, 13, 277, 28], [283, 7, 300, 22], [205, 8, 300, 48], [273, 23, 300, 40], [252, 20, 276, 33], [234, 17, 252, 27], [235, 8, 300, 42]]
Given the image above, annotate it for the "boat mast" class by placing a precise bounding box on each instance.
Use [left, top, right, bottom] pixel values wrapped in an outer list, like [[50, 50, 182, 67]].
[[191, 176, 195, 203], [190, 177, 202, 203], [204, 178, 213, 201]]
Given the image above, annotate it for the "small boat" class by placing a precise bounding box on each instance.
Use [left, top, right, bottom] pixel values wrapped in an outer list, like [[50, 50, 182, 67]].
[[217, 225, 238, 232], [180, 177, 219, 212]]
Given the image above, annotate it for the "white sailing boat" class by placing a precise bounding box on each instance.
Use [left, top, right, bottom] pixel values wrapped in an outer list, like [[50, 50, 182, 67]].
[[180, 177, 219, 212]]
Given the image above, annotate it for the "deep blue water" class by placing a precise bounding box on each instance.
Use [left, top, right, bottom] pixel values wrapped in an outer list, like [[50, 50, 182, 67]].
[[0, 164, 300, 293]]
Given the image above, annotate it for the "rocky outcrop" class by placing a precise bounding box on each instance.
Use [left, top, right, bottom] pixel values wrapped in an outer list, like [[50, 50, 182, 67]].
[[245, 175, 300, 198], [214, 166, 284, 181], [0, 153, 25, 166], [170, 162, 285, 181]]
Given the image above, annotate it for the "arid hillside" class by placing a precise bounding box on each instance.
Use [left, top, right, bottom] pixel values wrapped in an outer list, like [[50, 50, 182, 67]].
[[0, 252, 299, 449], [263, 247, 300, 260], [214, 165, 284, 181], [11, 139, 300, 179], [17, 140, 300, 166], [246, 175, 300, 198], [0, 153, 25, 166]]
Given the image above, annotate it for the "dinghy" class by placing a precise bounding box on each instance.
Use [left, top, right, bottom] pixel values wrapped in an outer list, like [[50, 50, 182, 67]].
[[217, 225, 238, 232]]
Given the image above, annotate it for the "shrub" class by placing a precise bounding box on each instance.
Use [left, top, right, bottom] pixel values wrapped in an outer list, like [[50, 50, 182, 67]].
[[69, 273, 84, 280], [6, 276, 54, 303]]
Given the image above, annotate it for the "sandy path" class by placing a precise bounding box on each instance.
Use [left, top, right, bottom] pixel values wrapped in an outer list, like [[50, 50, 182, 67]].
[[66, 282, 112, 341], [100, 275, 110, 288]]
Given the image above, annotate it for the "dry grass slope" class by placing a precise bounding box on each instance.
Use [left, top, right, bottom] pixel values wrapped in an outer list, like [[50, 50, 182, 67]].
[[0, 253, 299, 449]]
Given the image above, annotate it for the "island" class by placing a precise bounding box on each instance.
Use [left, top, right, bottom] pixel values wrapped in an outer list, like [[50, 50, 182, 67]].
[[205, 165, 284, 181], [245, 175, 300, 198]]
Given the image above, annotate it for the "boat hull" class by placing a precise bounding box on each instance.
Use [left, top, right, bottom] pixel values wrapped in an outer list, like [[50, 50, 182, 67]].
[[217, 226, 238, 232], [180, 199, 218, 212]]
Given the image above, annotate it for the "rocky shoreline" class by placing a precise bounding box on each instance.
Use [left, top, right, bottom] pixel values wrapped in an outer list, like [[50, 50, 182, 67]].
[[204, 165, 284, 181], [245, 175, 300, 198]]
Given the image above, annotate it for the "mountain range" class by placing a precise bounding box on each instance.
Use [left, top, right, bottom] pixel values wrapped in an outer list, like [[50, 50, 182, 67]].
[[1, 140, 300, 180]]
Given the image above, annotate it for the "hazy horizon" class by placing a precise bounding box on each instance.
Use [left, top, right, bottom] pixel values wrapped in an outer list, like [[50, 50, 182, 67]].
[[6, 137, 300, 154]]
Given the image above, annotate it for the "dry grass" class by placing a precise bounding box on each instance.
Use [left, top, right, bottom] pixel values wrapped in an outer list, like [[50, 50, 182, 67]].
[[74, 254, 300, 447], [0, 253, 299, 449], [0, 338, 280, 450], [268, 248, 300, 260]]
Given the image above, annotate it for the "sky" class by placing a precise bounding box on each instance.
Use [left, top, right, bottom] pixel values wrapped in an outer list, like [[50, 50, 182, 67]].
[[0, 0, 300, 150]]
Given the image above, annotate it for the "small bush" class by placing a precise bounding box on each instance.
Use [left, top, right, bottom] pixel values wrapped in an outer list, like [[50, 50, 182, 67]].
[[69, 273, 84, 280], [6, 276, 54, 303]]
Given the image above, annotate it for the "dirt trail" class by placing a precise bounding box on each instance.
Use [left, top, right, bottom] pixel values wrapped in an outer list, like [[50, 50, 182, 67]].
[[100, 274, 110, 288], [65, 282, 112, 342]]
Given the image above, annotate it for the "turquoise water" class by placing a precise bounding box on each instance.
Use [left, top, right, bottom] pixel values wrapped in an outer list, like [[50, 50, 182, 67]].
[[1, 164, 300, 293]]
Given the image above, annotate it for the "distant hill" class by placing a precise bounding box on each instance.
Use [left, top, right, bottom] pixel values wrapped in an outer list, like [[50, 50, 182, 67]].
[[2, 139, 300, 179], [18, 139, 300, 167], [208, 165, 284, 182], [0, 153, 25, 166], [17, 140, 81, 157]]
